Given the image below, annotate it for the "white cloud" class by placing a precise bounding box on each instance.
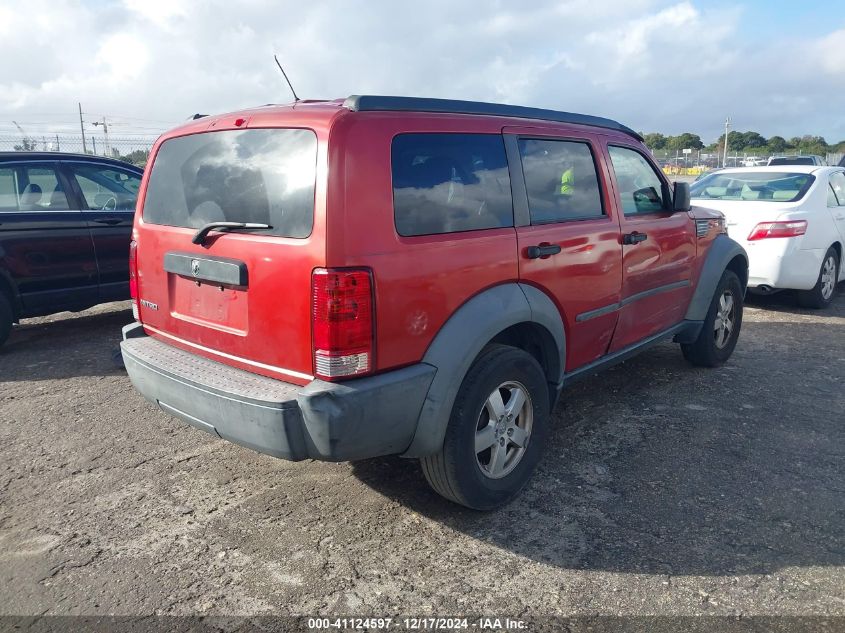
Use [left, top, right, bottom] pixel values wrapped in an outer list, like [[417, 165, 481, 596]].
[[816, 28, 845, 76], [0, 0, 840, 143]]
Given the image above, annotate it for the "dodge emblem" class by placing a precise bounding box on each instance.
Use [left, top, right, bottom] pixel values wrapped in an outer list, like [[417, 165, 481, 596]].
[[191, 259, 200, 277]]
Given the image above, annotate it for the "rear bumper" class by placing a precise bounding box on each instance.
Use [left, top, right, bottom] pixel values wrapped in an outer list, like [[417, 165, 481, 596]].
[[744, 239, 823, 291], [120, 323, 436, 462]]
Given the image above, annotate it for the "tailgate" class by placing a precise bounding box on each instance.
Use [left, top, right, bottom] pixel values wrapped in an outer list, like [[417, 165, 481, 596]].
[[134, 127, 322, 384]]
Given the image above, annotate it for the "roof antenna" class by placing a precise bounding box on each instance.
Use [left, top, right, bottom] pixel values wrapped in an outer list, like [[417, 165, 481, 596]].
[[274, 54, 300, 103]]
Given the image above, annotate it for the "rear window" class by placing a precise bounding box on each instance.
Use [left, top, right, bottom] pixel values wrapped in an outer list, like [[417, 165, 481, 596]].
[[768, 157, 814, 166], [392, 133, 513, 237], [690, 171, 815, 202], [143, 128, 317, 238]]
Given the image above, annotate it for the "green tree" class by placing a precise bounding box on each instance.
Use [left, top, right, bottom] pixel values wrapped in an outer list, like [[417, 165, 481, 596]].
[[766, 135, 787, 153], [643, 132, 667, 149], [117, 149, 150, 167], [667, 132, 704, 151], [740, 131, 767, 149], [796, 135, 828, 155], [14, 137, 37, 151]]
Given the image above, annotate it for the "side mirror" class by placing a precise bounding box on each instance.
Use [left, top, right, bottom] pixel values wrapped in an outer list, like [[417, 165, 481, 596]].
[[673, 181, 691, 212]]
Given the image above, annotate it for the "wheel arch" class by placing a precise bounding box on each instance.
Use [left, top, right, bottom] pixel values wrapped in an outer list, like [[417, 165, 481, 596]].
[[686, 235, 748, 322], [401, 282, 565, 458]]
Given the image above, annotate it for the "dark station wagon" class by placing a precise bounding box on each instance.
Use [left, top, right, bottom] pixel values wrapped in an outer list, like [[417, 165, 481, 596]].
[[0, 152, 143, 347]]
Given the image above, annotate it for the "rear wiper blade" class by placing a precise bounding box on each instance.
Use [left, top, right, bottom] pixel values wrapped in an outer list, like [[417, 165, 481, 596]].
[[191, 221, 271, 245]]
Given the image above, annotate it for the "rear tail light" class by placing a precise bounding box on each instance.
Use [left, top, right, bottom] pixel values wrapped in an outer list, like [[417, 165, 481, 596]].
[[747, 220, 807, 241], [312, 268, 374, 380], [129, 240, 140, 320]]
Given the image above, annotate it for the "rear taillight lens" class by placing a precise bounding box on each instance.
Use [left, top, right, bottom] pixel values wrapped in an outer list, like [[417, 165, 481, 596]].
[[747, 220, 807, 241], [129, 240, 139, 320], [312, 268, 374, 380]]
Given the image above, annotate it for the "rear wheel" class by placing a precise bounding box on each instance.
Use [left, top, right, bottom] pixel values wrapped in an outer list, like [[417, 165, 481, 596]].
[[420, 345, 549, 510], [0, 292, 13, 348], [682, 269, 743, 367], [797, 248, 839, 309]]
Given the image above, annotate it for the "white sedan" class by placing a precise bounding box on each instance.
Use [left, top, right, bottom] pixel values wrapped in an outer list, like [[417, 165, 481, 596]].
[[690, 166, 845, 308]]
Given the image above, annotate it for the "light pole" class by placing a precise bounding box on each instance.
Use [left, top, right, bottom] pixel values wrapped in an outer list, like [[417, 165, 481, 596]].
[[722, 116, 731, 168], [92, 117, 110, 156]]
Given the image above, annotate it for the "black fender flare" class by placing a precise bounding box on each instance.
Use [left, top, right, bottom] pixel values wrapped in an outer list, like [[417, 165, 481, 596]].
[[685, 234, 748, 322], [401, 283, 565, 458]]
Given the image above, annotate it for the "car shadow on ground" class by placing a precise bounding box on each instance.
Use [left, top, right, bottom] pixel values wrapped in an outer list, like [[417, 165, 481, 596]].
[[745, 281, 845, 317], [352, 319, 844, 577], [0, 306, 131, 381]]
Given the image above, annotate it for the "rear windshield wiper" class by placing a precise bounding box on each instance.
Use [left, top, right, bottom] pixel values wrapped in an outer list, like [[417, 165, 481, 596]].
[[191, 221, 272, 245]]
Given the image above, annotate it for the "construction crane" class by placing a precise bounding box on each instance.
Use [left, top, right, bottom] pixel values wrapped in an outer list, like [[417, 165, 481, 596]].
[[11, 121, 38, 151]]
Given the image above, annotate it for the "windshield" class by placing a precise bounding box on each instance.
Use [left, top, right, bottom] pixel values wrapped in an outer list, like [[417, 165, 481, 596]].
[[690, 171, 815, 202], [143, 128, 317, 238]]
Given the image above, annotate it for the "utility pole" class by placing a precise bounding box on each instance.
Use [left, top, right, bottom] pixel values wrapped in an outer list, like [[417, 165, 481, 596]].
[[78, 103, 88, 154], [722, 116, 731, 168], [92, 117, 111, 157]]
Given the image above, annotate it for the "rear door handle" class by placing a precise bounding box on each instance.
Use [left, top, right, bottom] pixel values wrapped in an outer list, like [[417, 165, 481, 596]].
[[92, 218, 122, 225], [526, 244, 562, 259], [622, 232, 648, 245]]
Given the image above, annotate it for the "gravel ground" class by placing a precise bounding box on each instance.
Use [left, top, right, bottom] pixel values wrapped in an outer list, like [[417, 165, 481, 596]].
[[0, 288, 843, 621]]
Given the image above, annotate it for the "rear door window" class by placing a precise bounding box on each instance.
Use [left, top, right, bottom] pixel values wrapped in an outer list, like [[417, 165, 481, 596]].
[[517, 139, 604, 223], [0, 164, 70, 212], [829, 171, 845, 206], [143, 128, 317, 238], [0, 167, 18, 211], [68, 164, 141, 211], [392, 133, 513, 236]]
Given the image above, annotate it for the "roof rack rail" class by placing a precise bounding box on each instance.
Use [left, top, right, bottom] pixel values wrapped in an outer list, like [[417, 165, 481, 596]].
[[342, 95, 642, 141]]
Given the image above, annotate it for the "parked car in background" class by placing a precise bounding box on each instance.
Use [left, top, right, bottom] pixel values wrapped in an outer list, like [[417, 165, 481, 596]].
[[0, 152, 143, 346], [768, 155, 826, 166], [742, 157, 767, 167], [691, 166, 845, 308], [120, 95, 748, 510]]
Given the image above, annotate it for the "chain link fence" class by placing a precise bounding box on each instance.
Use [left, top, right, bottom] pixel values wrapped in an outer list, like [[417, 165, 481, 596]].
[[649, 148, 844, 175], [0, 134, 157, 167]]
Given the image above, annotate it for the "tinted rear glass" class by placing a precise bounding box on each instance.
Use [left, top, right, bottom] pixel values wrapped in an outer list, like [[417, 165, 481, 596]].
[[392, 133, 513, 237], [143, 128, 317, 238], [769, 157, 814, 166]]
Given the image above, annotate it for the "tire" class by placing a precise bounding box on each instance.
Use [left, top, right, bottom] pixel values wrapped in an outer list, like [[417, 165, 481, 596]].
[[797, 247, 839, 309], [420, 344, 550, 511], [682, 269, 743, 367], [0, 292, 12, 348]]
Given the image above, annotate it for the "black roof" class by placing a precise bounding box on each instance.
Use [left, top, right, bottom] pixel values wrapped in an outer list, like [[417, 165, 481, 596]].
[[0, 152, 143, 171], [343, 95, 642, 141]]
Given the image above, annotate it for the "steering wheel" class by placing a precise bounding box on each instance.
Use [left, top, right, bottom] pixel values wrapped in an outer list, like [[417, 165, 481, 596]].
[[100, 196, 117, 211]]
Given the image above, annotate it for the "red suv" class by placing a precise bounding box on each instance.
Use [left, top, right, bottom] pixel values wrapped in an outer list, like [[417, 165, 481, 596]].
[[121, 96, 748, 510]]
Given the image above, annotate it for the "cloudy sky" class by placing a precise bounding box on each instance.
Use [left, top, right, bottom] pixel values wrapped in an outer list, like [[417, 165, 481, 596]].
[[0, 0, 842, 143]]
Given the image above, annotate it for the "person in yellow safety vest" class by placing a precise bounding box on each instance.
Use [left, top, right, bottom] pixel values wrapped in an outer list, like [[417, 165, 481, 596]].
[[559, 166, 574, 196]]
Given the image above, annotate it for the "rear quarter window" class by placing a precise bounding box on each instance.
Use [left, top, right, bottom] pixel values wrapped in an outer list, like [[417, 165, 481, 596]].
[[143, 128, 317, 238], [391, 133, 513, 237]]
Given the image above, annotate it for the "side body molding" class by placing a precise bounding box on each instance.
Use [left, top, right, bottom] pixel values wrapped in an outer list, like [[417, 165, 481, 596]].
[[685, 234, 749, 321], [401, 283, 566, 458]]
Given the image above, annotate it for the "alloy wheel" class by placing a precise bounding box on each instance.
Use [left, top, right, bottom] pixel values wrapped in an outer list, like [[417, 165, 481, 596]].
[[474, 381, 533, 479], [821, 255, 836, 301], [714, 290, 735, 349]]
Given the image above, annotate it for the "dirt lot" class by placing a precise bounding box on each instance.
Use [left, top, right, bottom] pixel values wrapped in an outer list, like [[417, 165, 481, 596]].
[[1, 288, 843, 621]]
